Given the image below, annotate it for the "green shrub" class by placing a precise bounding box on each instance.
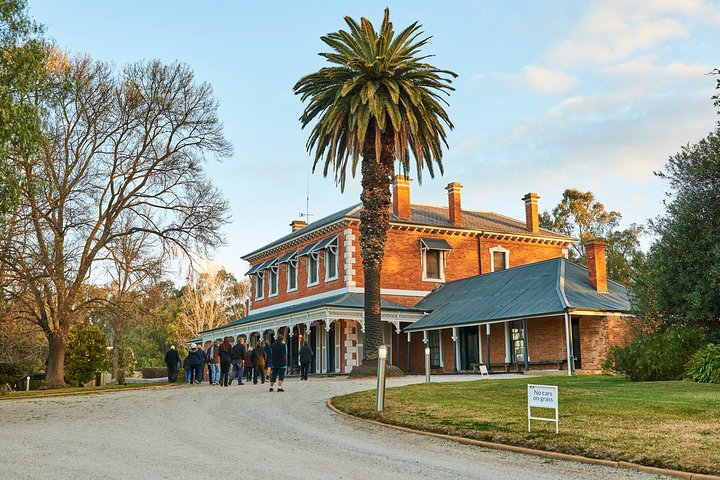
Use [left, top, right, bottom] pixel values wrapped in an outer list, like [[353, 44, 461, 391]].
[[65, 325, 112, 386], [685, 344, 720, 383], [603, 326, 706, 381]]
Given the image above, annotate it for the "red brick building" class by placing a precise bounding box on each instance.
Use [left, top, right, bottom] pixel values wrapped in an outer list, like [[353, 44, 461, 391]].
[[198, 178, 633, 374]]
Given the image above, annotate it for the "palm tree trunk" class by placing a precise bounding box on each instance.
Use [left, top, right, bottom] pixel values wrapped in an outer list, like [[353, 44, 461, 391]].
[[359, 129, 395, 365]]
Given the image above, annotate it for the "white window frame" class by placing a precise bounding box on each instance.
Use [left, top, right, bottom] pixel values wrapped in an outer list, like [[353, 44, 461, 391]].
[[428, 330, 444, 368], [421, 247, 446, 282], [287, 258, 298, 292], [255, 272, 265, 300], [489, 245, 510, 272], [325, 243, 339, 282], [307, 252, 320, 287], [268, 266, 279, 297]]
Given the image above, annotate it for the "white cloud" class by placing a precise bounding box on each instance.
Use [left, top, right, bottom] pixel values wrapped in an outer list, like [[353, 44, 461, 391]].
[[522, 66, 578, 94]]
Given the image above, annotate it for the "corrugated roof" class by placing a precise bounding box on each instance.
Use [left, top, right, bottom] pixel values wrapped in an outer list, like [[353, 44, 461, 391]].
[[200, 292, 422, 335], [242, 203, 573, 261], [406, 257, 630, 331]]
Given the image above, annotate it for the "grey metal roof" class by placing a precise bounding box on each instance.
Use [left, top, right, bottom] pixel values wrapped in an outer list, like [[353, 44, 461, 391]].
[[421, 237, 453, 250], [277, 250, 298, 264], [242, 202, 573, 261], [200, 292, 423, 335], [406, 257, 630, 331]]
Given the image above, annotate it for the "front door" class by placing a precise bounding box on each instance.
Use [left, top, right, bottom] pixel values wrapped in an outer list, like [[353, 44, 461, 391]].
[[571, 317, 582, 370], [460, 326, 479, 370], [310, 326, 317, 374]]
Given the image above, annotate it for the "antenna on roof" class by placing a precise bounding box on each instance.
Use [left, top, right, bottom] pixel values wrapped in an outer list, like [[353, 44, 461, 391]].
[[299, 169, 313, 221]]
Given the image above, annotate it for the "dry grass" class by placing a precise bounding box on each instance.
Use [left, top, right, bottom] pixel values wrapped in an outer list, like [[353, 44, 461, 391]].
[[332, 375, 720, 475], [0, 382, 169, 399]]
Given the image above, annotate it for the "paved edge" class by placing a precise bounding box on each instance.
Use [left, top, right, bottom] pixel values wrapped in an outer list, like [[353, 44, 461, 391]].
[[326, 399, 719, 480], [0, 383, 175, 401]]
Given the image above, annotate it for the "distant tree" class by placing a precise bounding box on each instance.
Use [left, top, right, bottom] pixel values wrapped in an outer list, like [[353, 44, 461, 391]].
[[633, 121, 720, 335], [294, 9, 456, 370], [64, 324, 111, 386], [1, 57, 231, 388], [540, 188, 644, 284]]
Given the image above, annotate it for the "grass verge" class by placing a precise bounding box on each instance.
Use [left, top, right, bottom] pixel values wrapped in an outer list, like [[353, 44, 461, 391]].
[[331, 375, 720, 475], [0, 382, 171, 399]]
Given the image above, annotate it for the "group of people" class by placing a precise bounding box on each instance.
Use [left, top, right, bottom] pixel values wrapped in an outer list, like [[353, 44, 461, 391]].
[[164, 334, 315, 392]]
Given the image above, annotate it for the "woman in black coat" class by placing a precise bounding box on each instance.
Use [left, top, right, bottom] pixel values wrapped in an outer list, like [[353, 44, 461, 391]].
[[218, 337, 233, 386]]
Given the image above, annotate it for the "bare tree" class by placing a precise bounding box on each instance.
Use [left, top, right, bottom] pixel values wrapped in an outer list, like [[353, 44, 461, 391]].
[[1, 57, 231, 387]]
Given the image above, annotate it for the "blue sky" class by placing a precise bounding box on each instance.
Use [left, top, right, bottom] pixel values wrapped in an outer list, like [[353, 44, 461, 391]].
[[28, 1, 720, 278]]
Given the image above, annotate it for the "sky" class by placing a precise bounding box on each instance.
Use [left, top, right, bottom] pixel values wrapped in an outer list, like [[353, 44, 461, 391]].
[[27, 0, 720, 279]]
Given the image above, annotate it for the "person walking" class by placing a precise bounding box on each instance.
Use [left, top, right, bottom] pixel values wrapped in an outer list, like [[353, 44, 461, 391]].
[[230, 335, 246, 385], [269, 334, 287, 392], [164, 345, 181, 383], [252, 341, 266, 384], [264, 340, 273, 380], [243, 346, 254, 383], [298, 341, 313, 381], [196, 342, 206, 383], [204, 340, 215, 384], [219, 337, 232, 387], [186, 344, 204, 384]]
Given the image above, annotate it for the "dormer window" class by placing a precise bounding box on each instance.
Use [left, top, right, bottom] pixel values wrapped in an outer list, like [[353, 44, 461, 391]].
[[420, 238, 453, 282], [490, 246, 510, 272]]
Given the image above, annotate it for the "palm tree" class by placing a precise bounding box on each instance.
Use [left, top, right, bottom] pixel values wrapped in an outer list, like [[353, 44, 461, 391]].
[[294, 8, 455, 372]]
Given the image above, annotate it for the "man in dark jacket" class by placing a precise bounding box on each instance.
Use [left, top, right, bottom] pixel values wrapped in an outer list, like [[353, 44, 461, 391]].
[[298, 341, 313, 381], [186, 344, 204, 384], [269, 335, 287, 392], [164, 345, 181, 383], [252, 341, 266, 384], [230, 335, 246, 385]]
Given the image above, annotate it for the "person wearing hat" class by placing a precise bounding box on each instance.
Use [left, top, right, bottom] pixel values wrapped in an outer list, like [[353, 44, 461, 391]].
[[164, 345, 181, 383], [185, 343, 204, 384]]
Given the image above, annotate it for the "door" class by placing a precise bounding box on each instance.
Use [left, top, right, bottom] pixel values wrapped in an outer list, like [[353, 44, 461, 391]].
[[571, 317, 582, 370], [460, 326, 479, 370], [309, 326, 317, 374], [328, 323, 335, 373]]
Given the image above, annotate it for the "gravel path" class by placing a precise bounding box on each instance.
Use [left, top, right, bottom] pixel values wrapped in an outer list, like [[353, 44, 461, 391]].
[[1, 375, 668, 480]]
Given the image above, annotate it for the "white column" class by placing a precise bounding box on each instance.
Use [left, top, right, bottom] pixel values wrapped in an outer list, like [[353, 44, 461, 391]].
[[452, 327, 460, 372], [504, 322, 511, 364], [477, 324, 483, 364]]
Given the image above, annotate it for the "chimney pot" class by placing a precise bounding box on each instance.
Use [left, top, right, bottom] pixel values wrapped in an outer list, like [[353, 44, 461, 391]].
[[290, 220, 307, 232], [586, 240, 608, 293], [392, 176, 411, 221], [522, 193, 540, 233], [446, 182, 463, 225]]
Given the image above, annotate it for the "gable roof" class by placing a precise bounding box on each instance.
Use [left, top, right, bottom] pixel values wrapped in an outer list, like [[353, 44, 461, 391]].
[[242, 203, 574, 262], [405, 258, 630, 332]]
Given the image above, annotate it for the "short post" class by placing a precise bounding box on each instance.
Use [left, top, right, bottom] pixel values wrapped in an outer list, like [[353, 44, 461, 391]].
[[376, 345, 387, 412], [424, 347, 431, 383], [26, 376, 30, 391]]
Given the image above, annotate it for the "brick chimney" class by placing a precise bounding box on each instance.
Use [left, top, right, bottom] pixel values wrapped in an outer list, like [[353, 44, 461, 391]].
[[523, 193, 540, 233], [392, 175, 411, 221], [446, 182, 463, 225], [586, 240, 608, 293], [290, 220, 307, 232]]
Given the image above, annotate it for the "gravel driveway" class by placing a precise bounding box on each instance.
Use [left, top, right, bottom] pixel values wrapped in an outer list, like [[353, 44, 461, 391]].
[[1, 375, 668, 479]]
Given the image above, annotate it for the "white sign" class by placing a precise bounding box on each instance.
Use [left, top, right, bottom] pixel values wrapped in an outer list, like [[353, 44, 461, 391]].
[[528, 384, 559, 433]]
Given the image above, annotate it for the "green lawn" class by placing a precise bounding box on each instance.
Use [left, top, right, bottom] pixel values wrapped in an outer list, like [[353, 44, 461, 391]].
[[332, 376, 720, 475], [0, 382, 170, 399]]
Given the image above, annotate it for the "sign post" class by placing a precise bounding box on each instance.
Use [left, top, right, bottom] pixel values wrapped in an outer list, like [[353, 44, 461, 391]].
[[527, 384, 559, 433]]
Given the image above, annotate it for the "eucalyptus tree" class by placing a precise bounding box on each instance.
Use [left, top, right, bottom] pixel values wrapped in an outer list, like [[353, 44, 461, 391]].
[[294, 9, 455, 371], [2, 57, 231, 387]]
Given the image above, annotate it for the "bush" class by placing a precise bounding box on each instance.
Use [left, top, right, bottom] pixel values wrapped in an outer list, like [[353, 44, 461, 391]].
[[65, 325, 112, 386], [685, 344, 720, 383], [141, 367, 167, 379], [603, 326, 706, 381]]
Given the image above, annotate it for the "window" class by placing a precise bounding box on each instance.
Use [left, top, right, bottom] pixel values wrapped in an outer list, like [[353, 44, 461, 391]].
[[510, 320, 525, 364], [287, 259, 297, 292], [307, 252, 319, 286], [428, 330, 442, 368], [490, 246, 509, 272], [325, 242, 338, 281], [420, 238, 452, 282], [255, 273, 264, 300], [269, 266, 278, 297]]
